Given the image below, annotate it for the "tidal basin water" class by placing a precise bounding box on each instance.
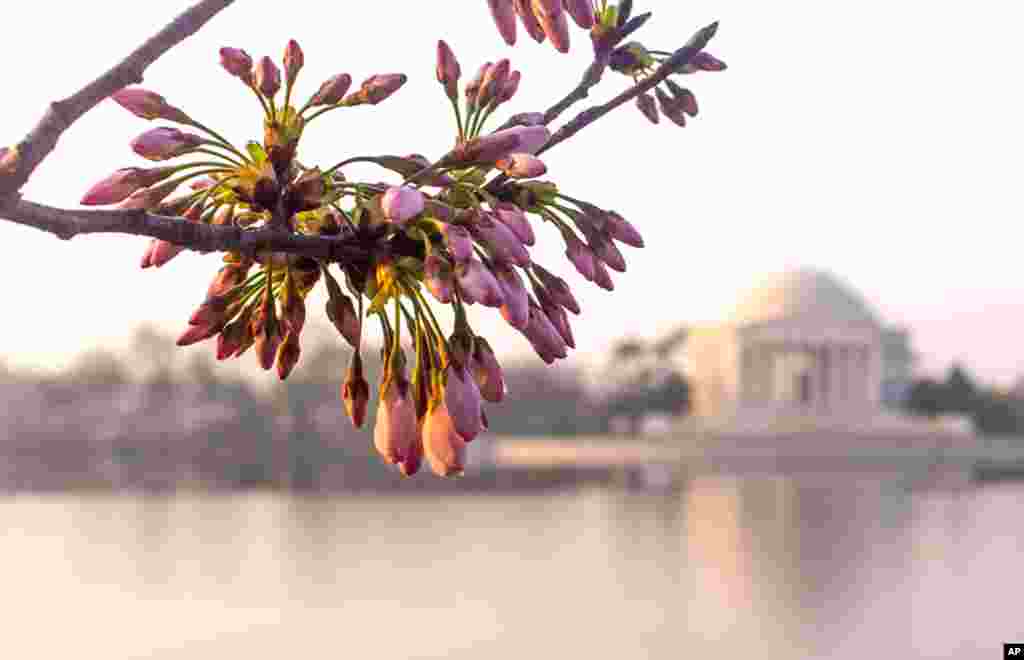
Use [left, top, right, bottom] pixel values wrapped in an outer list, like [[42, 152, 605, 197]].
[[2, 475, 1022, 659]]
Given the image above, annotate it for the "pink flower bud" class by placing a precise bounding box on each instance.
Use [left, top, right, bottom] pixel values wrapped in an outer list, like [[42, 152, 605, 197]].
[[342, 352, 370, 428], [488, 0, 518, 45], [375, 377, 418, 465], [441, 223, 473, 264], [472, 338, 505, 403], [478, 58, 510, 109], [472, 213, 531, 267], [399, 432, 424, 477], [80, 166, 175, 206], [533, 264, 580, 314], [592, 257, 615, 291], [539, 292, 575, 348], [655, 88, 687, 128], [494, 262, 529, 329], [456, 257, 505, 307], [326, 293, 361, 348], [531, 0, 570, 53], [590, 233, 626, 272], [454, 125, 551, 164], [513, 0, 547, 43], [496, 70, 521, 105], [351, 73, 407, 105], [217, 314, 249, 360], [422, 402, 467, 478], [636, 93, 660, 124], [119, 178, 182, 211], [254, 56, 281, 98], [677, 52, 728, 74], [276, 331, 301, 380], [436, 40, 461, 100], [381, 185, 424, 225], [255, 326, 282, 371], [508, 112, 546, 127], [219, 47, 253, 82], [283, 39, 304, 86], [492, 202, 535, 246], [521, 300, 568, 363], [496, 153, 547, 179], [445, 365, 483, 442], [149, 241, 185, 268], [564, 233, 596, 281], [604, 211, 644, 248], [563, 0, 595, 29], [130, 127, 202, 161], [465, 62, 492, 107], [111, 88, 189, 123], [308, 73, 352, 107], [424, 254, 454, 304], [139, 239, 156, 269], [176, 322, 221, 347]]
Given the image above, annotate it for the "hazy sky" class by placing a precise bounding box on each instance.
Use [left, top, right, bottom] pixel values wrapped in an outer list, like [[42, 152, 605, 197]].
[[1, 1, 1021, 386]]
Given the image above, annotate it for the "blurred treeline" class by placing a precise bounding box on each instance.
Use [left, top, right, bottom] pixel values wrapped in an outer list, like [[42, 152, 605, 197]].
[[905, 363, 1024, 436], [0, 325, 685, 491]]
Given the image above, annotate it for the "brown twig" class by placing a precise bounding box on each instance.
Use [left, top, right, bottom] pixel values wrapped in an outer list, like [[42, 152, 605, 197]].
[[1, 198, 366, 260]]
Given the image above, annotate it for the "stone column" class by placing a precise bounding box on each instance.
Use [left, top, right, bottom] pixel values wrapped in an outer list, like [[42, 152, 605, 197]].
[[818, 344, 830, 412]]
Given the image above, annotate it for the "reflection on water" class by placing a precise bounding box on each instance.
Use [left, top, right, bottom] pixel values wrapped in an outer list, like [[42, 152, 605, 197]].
[[1, 475, 1022, 659]]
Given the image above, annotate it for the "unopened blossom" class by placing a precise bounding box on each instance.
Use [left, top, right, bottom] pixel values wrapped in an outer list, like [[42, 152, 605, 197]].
[[80, 166, 175, 206], [217, 312, 251, 360], [513, 0, 547, 43], [539, 292, 575, 348], [472, 213, 531, 267], [563, 0, 595, 29], [342, 351, 370, 428], [533, 264, 580, 314], [130, 127, 202, 161], [349, 74, 407, 105], [399, 431, 424, 477], [590, 233, 626, 272], [111, 88, 190, 124], [530, 0, 570, 53], [326, 291, 360, 347], [655, 88, 687, 127], [0, 146, 17, 175], [507, 112, 545, 127], [492, 202, 535, 246], [435, 40, 461, 100], [496, 70, 521, 105], [488, 0, 517, 45], [148, 198, 204, 268], [494, 262, 529, 329], [452, 125, 550, 164], [456, 257, 505, 307], [442, 223, 473, 264], [424, 254, 454, 304], [465, 62, 491, 108], [255, 321, 282, 371], [422, 402, 467, 477], [521, 300, 568, 363], [604, 211, 644, 248], [478, 59, 510, 109], [472, 338, 505, 403], [495, 153, 547, 179], [381, 185, 424, 224], [276, 331, 301, 380], [445, 365, 483, 442], [676, 52, 728, 74], [307, 73, 352, 107], [564, 233, 596, 281], [219, 47, 253, 82], [283, 39, 304, 87], [375, 372, 418, 464], [254, 56, 281, 98], [636, 93, 660, 124], [592, 257, 615, 291], [176, 320, 223, 347]]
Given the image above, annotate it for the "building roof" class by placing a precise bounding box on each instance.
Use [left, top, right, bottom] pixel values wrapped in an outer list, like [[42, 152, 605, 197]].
[[728, 268, 881, 327]]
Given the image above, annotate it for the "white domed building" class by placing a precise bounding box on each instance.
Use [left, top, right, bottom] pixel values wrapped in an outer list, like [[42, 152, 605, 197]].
[[674, 268, 966, 436]]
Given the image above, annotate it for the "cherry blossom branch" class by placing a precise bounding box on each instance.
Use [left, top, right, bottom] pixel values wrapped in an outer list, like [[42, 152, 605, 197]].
[[0, 0, 235, 197], [0, 198, 366, 261]]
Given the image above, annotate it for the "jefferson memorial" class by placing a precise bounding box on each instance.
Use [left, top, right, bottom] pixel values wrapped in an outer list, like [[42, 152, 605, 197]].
[[673, 268, 970, 436]]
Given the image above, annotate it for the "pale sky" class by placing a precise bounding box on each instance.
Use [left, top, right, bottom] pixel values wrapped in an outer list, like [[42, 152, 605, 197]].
[[1, 1, 1022, 386]]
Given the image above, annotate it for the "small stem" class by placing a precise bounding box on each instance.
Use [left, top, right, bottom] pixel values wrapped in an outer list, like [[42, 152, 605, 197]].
[[450, 97, 465, 141], [193, 147, 246, 168], [188, 120, 250, 163], [249, 84, 272, 118]]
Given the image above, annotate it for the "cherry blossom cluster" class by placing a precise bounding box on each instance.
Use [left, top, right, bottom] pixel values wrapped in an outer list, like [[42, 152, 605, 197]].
[[78, 1, 724, 478]]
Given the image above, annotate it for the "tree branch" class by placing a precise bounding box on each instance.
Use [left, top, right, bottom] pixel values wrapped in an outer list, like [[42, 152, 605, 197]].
[[0, 0, 235, 197], [0, 197, 367, 261]]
